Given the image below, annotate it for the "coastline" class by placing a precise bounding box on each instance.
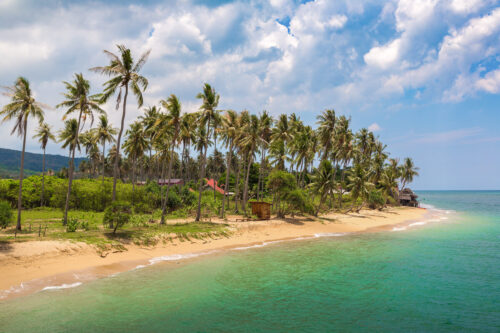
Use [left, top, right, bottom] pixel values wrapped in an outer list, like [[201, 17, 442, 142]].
[[0, 207, 429, 300]]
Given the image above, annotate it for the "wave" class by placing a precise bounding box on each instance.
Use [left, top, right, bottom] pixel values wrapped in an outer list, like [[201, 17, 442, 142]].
[[234, 240, 284, 250], [42, 282, 82, 291], [149, 251, 217, 265], [314, 233, 346, 238]]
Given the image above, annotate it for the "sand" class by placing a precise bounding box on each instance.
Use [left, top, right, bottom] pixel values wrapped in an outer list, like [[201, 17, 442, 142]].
[[0, 207, 428, 300]]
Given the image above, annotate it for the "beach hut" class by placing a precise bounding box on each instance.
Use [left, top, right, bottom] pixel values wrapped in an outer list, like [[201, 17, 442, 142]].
[[249, 201, 272, 220], [399, 188, 419, 207]]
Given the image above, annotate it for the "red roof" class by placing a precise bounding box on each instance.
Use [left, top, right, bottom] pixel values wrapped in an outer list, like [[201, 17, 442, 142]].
[[205, 178, 225, 194]]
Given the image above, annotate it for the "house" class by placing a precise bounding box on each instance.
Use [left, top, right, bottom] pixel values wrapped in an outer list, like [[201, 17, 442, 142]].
[[399, 188, 419, 207]]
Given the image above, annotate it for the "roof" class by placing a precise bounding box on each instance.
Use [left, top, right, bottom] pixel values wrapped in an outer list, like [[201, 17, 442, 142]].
[[205, 178, 225, 194]]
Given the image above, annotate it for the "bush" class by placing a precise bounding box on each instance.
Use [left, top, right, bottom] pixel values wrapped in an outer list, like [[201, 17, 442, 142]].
[[66, 218, 79, 232], [368, 190, 385, 210], [103, 201, 132, 233], [286, 189, 315, 216], [166, 191, 182, 211], [80, 220, 89, 231], [0, 201, 13, 228]]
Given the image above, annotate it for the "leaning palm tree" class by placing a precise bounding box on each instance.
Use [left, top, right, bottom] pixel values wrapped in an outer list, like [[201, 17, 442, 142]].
[[95, 115, 117, 185], [195, 84, 219, 221], [33, 123, 56, 206], [57, 73, 104, 225], [0, 77, 46, 230], [157, 94, 182, 224], [399, 157, 419, 191], [316, 109, 336, 162], [90, 44, 150, 202]]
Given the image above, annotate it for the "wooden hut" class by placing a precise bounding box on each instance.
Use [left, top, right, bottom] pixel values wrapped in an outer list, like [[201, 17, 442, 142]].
[[399, 188, 419, 207], [249, 201, 272, 220]]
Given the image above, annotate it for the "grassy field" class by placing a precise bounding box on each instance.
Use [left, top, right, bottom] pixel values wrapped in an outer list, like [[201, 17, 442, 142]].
[[0, 207, 231, 253]]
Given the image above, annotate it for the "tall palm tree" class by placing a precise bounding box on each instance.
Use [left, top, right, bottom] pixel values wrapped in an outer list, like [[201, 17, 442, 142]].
[[399, 157, 419, 191], [257, 111, 272, 200], [240, 114, 260, 214], [195, 83, 219, 221], [220, 110, 238, 217], [90, 44, 150, 202], [310, 160, 336, 215], [95, 115, 117, 185], [59, 119, 81, 164], [122, 121, 147, 201], [57, 73, 104, 225], [347, 163, 373, 212], [139, 105, 159, 181], [179, 113, 196, 183], [158, 94, 182, 224], [0, 77, 46, 230], [33, 123, 55, 206], [194, 124, 212, 221], [316, 109, 336, 162]]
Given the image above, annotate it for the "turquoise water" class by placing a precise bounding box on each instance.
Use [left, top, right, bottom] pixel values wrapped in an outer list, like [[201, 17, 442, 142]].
[[1, 191, 499, 332]]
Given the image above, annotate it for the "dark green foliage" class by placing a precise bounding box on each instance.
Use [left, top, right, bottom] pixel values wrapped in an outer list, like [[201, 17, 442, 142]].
[[0, 201, 13, 228], [368, 190, 385, 210], [66, 218, 79, 232], [286, 189, 315, 216], [166, 190, 182, 210], [103, 201, 132, 233]]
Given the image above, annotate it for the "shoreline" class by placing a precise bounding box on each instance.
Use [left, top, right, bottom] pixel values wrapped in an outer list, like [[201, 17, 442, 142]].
[[0, 207, 431, 301]]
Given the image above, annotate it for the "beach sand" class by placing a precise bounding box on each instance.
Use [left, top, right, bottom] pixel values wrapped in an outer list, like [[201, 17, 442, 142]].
[[0, 207, 427, 299]]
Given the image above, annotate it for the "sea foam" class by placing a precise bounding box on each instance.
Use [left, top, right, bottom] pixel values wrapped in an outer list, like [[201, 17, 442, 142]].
[[42, 282, 82, 291]]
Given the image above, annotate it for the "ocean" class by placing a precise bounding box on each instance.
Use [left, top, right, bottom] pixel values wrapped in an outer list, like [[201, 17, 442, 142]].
[[0, 191, 499, 332]]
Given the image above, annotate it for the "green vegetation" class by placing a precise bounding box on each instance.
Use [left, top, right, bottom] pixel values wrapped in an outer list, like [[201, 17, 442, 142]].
[[0, 44, 419, 246], [0, 200, 13, 228]]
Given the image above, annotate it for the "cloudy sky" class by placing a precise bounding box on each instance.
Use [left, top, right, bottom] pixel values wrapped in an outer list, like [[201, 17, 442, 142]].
[[1, 0, 499, 190]]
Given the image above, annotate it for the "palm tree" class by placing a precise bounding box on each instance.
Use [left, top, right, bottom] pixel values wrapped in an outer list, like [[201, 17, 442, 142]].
[[57, 73, 104, 225], [0, 77, 46, 230], [95, 115, 117, 185], [122, 121, 147, 202], [33, 123, 55, 206], [90, 44, 150, 202], [80, 130, 100, 178], [310, 160, 336, 215], [316, 109, 336, 161], [59, 119, 81, 164], [194, 124, 212, 221], [139, 105, 159, 181], [220, 110, 238, 217], [257, 111, 272, 200], [158, 94, 182, 224], [399, 157, 419, 191], [179, 113, 196, 183], [240, 114, 260, 214], [347, 163, 373, 212], [195, 83, 219, 221]]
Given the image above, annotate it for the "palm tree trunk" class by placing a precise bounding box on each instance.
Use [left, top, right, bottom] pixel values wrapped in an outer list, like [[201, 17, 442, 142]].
[[132, 157, 136, 206], [161, 146, 175, 225], [221, 142, 232, 218], [243, 147, 254, 215], [41, 148, 46, 207], [234, 158, 241, 213], [63, 109, 83, 225], [16, 118, 28, 231], [196, 146, 207, 221], [257, 147, 264, 201], [112, 84, 128, 202], [181, 141, 186, 185]]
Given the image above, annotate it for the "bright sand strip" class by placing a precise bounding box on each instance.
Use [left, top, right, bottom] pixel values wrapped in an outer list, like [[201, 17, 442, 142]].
[[0, 207, 427, 299]]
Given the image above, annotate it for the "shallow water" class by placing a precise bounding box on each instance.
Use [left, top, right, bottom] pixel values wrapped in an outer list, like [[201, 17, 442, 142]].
[[1, 191, 499, 332]]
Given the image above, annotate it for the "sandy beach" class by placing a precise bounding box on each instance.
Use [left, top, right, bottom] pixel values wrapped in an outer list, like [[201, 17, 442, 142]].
[[0, 207, 427, 300]]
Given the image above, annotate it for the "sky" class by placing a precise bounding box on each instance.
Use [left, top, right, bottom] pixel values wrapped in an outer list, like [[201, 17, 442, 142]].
[[0, 0, 499, 190]]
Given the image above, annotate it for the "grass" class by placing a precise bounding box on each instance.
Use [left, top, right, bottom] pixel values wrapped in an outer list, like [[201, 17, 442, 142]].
[[0, 207, 230, 250]]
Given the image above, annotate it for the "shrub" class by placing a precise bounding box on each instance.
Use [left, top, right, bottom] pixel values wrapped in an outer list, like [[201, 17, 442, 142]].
[[66, 218, 79, 232], [368, 190, 385, 210], [166, 190, 182, 211], [286, 189, 315, 216], [80, 221, 89, 231], [103, 201, 132, 234], [0, 201, 13, 228]]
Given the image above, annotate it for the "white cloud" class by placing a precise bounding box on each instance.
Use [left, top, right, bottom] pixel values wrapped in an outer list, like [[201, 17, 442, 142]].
[[368, 123, 382, 132], [364, 39, 401, 69]]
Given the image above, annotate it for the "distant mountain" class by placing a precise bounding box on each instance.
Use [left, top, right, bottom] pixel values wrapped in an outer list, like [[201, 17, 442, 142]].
[[0, 147, 86, 178]]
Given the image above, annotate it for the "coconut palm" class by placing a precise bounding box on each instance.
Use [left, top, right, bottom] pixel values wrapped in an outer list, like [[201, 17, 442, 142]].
[[122, 121, 147, 201], [195, 83, 219, 221], [399, 157, 419, 191], [257, 111, 272, 200], [90, 44, 150, 202], [179, 113, 197, 183], [316, 109, 336, 162], [57, 73, 104, 225], [95, 115, 117, 185], [310, 160, 336, 216], [33, 123, 55, 206], [240, 114, 260, 214], [157, 94, 182, 224], [80, 130, 100, 177], [59, 119, 81, 160], [220, 110, 238, 217], [139, 105, 160, 180], [194, 124, 213, 221], [347, 163, 373, 212], [1, 77, 46, 230]]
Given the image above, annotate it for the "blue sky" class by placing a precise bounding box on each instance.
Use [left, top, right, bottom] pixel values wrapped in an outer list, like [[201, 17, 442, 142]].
[[0, 0, 499, 190]]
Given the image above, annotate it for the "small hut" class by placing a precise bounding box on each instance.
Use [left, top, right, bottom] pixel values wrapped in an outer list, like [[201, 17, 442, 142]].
[[249, 201, 272, 220], [399, 188, 419, 207]]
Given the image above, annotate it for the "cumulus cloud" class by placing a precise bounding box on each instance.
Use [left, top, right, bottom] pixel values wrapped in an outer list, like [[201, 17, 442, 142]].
[[368, 123, 382, 132]]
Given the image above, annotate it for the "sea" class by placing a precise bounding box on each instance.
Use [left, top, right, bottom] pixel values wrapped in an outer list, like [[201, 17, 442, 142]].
[[0, 191, 499, 332]]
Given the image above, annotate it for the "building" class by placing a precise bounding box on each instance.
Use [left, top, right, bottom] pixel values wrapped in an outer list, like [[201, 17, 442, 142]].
[[399, 188, 419, 207]]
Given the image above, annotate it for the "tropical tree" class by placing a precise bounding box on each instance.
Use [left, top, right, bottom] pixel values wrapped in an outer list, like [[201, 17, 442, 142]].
[[257, 111, 272, 200], [57, 73, 104, 225], [316, 109, 336, 161], [195, 83, 219, 221], [59, 119, 80, 162], [33, 122, 55, 206], [95, 114, 117, 185], [90, 44, 150, 202], [122, 121, 147, 201], [0, 77, 46, 230], [220, 110, 238, 217], [158, 94, 182, 224], [240, 114, 260, 213], [179, 113, 197, 183], [194, 124, 212, 221], [310, 160, 336, 215], [347, 163, 373, 212], [139, 105, 159, 180], [399, 157, 419, 190]]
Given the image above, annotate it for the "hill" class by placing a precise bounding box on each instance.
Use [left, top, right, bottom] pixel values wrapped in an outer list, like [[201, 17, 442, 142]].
[[0, 147, 86, 178]]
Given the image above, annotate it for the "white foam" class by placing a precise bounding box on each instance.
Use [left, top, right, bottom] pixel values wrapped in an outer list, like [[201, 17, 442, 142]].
[[420, 203, 435, 209], [408, 221, 427, 227], [234, 240, 284, 251], [314, 232, 346, 238], [391, 226, 407, 231], [134, 264, 147, 270], [42, 282, 82, 291], [149, 251, 216, 265]]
